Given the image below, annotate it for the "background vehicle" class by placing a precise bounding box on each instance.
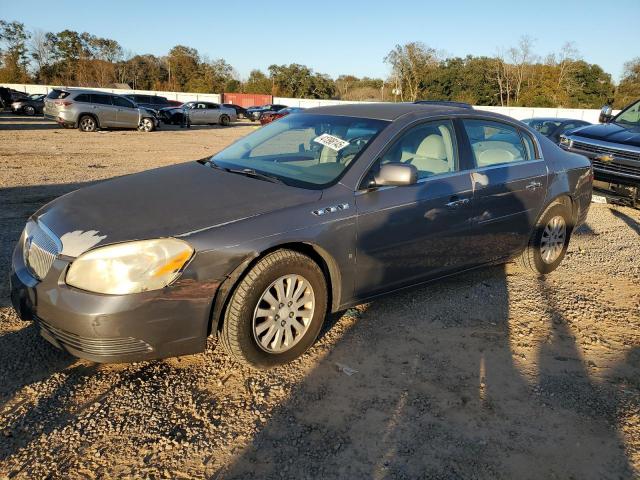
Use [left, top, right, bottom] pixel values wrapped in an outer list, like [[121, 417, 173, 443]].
[[158, 101, 236, 126], [246, 104, 288, 121], [259, 106, 305, 125], [223, 103, 249, 119], [560, 99, 640, 206], [11, 103, 591, 369], [0, 87, 29, 109], [11, 94, 45, 116], [43, 89, 158, 132], [124, 94, 171, 113], [522, 117, 591, 144]]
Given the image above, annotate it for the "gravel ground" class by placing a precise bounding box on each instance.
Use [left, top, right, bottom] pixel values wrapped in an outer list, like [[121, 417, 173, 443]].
[[0, 113, 639, 479]]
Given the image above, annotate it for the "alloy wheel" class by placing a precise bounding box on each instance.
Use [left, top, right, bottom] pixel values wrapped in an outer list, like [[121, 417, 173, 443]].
[[252, 274, 315, 353], [80, 117, 95, 131], [540, 215, 566, 264]]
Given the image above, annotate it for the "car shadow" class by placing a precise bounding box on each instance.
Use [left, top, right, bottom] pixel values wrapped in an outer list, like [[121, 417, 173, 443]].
[[609, 208, 640, 235], [0, 113, 58, 131], [0, 182, 101, 304], [219, 263, 635, 479]]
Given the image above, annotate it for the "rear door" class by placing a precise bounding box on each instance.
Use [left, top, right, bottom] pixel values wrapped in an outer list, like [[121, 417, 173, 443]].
[[461, 118, 548, 261], [113, 96, 139, 127], [355, 118, 477, 297], [205, 103, 221, 123], [90, 94, 117, 127]]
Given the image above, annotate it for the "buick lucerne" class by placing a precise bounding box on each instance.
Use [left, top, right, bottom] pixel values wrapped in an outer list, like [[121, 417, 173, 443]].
[[10, 103, 592, 368]]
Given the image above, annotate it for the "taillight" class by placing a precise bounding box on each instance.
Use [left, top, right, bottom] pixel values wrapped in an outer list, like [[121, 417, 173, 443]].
[[54, 100, 72, 107]]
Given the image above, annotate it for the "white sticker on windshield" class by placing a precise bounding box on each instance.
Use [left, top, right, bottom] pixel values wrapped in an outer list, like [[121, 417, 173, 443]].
[[313, 133, 350, 152]]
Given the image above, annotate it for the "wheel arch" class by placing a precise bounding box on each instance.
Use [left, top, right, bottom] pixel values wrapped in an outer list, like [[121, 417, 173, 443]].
[[207, 241, 341, 337], [542, 192, 577, 228], [76, 112, 100, 128]]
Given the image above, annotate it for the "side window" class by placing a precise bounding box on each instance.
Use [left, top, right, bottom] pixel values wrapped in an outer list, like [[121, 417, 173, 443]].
[[208, 103, 220, 109], [91, 94, 113, 106], [378, 120, 458, 180], [153, 96, 168, 105], [463, 119, 527, 167], [113, 96, 134, 108], [616, 100, 640, 126], [74, 94, 89, 103], [520, 130, 538, 160]]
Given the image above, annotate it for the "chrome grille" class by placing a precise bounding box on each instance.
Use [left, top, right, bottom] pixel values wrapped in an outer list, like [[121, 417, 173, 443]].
[[23, 221, 61, 280], [592, 159, 640, 179], [572, 140, 640, 162]]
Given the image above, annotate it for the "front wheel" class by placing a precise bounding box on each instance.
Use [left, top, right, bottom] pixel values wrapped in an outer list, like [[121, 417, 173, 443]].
[[219, 114, 230, 126], [519, 202, 573, 274], [138, 117, 155, 132], [24, 105, 36, 116], [220, 250, 328, 369]]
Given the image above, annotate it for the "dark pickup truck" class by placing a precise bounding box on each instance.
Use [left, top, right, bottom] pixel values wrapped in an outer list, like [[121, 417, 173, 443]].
[[559, 99, 640, 205]]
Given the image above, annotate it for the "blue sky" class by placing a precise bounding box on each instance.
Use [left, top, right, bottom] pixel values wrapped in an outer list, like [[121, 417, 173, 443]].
[[2, 0, 638, 82]]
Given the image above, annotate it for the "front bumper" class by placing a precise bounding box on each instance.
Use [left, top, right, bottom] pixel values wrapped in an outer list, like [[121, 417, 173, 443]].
[[10, 237, 216, 363]]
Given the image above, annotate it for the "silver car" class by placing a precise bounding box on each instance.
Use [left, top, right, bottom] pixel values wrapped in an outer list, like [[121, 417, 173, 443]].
[[182, 101, 237, 125], [43, 89, 158, 132]]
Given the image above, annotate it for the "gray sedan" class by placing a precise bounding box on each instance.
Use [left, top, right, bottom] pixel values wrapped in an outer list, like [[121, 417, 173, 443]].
[[183, 101, 237, 125], [10, 103, 592, 369]]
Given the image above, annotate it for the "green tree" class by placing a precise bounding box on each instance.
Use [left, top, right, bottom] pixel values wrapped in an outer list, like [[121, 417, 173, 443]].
[[615, 58, 640, 108], [0, 20, 31, 82], [243, 69, 272, 94]]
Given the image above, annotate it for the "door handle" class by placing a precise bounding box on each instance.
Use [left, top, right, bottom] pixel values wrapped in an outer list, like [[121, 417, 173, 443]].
[[445, 197, 471, 209], [526, 181, 542, 191]]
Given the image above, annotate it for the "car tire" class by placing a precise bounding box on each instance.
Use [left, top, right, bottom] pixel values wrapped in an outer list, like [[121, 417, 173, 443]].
[[219, 114, 230, 126], [138, 117, 155, 132], [24, 105, 35, 116], [78, 115, 97, 132], [518, 202, 573, 275], [220, 249, 328, 369]]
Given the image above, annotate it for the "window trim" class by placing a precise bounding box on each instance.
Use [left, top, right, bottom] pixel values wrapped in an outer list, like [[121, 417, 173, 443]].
[[357, 118, 461, 190]]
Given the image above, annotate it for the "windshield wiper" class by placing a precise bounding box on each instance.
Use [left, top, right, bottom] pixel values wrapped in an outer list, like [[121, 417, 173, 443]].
[[224, 167, 286, 185]]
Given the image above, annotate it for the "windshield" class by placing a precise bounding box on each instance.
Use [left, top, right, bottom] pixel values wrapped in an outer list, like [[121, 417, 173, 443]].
[[615, 100, 640, 127], [211, 113, 389, 188]]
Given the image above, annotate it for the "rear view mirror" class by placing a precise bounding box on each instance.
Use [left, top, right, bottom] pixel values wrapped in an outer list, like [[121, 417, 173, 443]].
[[599, 105, 613, 123], [374, 163, 418, 187]]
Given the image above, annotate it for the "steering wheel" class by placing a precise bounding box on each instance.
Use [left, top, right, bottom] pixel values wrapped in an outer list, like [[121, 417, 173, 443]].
[[336, 135, 371, 163]]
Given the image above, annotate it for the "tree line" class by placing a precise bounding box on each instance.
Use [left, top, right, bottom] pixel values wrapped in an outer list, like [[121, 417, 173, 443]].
[[1, 19, 638, 108]]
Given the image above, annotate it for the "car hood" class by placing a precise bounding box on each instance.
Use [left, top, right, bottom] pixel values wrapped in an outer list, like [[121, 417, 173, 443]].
[[36, 161, 322, 256], [570, 123, 640, 148]]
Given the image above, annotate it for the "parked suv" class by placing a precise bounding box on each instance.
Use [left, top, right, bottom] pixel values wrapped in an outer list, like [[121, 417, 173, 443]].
[[44, 89, 158, 132], [124, 94, 171, 112], [559, 99, 640, 206]]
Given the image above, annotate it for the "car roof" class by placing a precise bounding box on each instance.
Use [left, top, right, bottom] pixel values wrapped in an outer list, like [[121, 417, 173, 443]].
[[304, 102, 480, 121]]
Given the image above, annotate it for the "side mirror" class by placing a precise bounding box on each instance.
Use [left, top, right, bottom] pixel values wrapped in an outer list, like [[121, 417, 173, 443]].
[[599, 105, 613, 123], [373, 163, 418, 187]]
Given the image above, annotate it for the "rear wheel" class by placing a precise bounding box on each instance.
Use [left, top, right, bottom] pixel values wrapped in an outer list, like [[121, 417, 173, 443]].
[[519, 202, 573, 274], [220, 249, 328, 369], [219, 114, 230, 126], [78, 115, 97, 132]]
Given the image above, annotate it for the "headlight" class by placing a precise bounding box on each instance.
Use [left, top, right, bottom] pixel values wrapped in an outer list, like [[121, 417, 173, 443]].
[[66, 238, 193, 295], [559, 135, 572, 147]]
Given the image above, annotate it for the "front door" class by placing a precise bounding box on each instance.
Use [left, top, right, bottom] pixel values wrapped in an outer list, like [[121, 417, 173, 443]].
[[461, 118, 548, 262], [355, 119, 476, 298]]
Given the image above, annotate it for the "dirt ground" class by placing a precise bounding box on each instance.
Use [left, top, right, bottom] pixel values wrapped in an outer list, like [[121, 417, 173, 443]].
[[0, 113, 639, 479]]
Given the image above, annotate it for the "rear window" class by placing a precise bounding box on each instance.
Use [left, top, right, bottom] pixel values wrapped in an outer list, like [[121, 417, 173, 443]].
[[47, 89, 70, 100]]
